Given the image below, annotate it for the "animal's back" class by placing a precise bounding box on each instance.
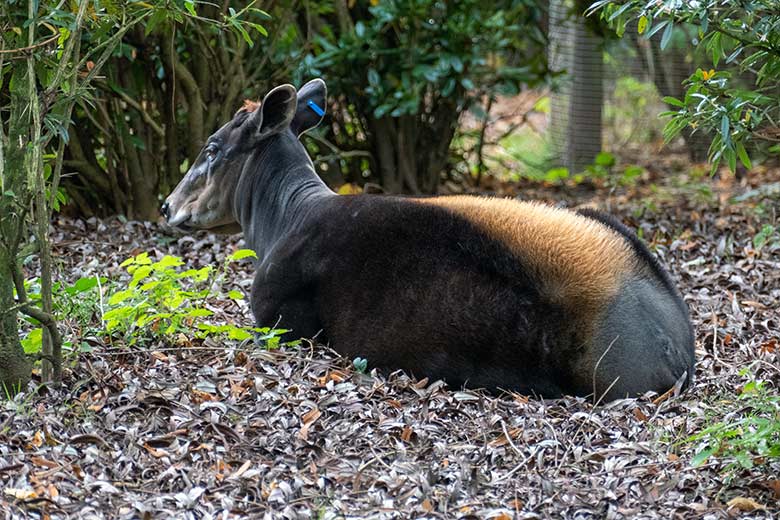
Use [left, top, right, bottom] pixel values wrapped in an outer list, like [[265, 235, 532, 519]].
[[303, 195, 694, 399]]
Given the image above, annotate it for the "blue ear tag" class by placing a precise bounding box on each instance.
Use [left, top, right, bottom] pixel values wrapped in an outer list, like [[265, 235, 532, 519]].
[[307, 99, 325, 117]]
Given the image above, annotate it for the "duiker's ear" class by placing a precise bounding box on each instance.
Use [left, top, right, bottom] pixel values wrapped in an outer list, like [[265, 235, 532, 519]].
[[247, 84, 298, 137], [291, 79, 327, 137]]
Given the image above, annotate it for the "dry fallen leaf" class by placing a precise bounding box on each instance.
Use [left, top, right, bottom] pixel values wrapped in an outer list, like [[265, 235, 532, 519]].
[[30, 430, 44, 448], [150, 351, 169, 362], [4, 488, 38, 500], [174, 333, 191, 348], [213, 459, 232, 482], [727, 497, 765, 512], [230, 460, 252, 480], [765, 480, 780, 499], [489, 427, 522, 448], [652, 385, 676, 406], [385, 398, 403, 409], [190, 389, 217, 403], [413, 377, 429, 389], [508, 498, 524, 510], [759, 338, 778, 354], [299, 407, 322, 440], [143, 443, 169, 459], [229, 380, 249, 399], [234, 351, 248, 366], [30, 456, 58, 469]]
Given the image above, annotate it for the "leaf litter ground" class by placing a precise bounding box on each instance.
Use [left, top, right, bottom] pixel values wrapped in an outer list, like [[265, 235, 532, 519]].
[[1, 169, 778, 519]]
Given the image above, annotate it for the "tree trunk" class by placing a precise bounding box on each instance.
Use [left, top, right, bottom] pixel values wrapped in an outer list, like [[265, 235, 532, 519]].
[[0, 249, 31, 394], [549, 0, 604, 171], [369, 107, 459, 195], [370, 117, 403, 193]]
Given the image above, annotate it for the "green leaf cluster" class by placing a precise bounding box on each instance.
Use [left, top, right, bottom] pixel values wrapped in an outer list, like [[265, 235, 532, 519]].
[[20, 274, 107, 355], [102, 250, 284, 348], [590, 1, 780, 173], [302, 0, 548, 119], [21, 249, 291, 355], [688, 370, 780, 473], [752, 224, 779, 252]]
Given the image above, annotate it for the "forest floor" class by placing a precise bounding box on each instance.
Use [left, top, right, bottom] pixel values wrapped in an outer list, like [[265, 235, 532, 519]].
[[1, 162, 779, 519]]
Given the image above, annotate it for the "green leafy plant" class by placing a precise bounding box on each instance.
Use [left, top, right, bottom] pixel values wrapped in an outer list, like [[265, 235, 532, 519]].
[[579, 152, 644, 188], [352, 357, 368, 374], [752, 224, 779, 252], [20, 275, 106, 355], [300, 0, 548, 192], [688, 370, 780, 472], [589, 1, 780, 173], [103, 250, 290, 348]]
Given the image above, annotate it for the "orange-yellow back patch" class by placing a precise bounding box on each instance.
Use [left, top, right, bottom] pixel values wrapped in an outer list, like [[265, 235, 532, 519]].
[[416, 196, 637, 312]]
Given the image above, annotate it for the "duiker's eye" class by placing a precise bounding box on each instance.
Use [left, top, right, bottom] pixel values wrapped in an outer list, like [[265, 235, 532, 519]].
[[205, 148, 218, 162]]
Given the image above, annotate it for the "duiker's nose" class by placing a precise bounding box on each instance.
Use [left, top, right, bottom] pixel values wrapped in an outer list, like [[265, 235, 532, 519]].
[[160, 201, 170, 220]]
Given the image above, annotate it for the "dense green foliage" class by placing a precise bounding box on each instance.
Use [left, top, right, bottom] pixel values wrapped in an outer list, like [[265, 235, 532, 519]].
[[1, 0, 138, 389], [22, 250, 290, 356], [302, 0, 547, 192], [590, 1, 780, 172]]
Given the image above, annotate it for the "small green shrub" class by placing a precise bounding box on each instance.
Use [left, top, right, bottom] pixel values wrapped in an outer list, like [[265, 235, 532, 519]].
[[20, 275, 106, 355], [23, 250, 295, 353], [752, 224, 779, 253], [104, 252, 213, 340], [104, 250, 290, 347], [688, 370, 780, 473]]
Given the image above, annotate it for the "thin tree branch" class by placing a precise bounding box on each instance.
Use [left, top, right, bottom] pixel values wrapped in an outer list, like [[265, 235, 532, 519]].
[[43, 1, 89, 97], [0, 24, 59, 56], [18, 305, 63, 358], [94, 80, 164, 137]]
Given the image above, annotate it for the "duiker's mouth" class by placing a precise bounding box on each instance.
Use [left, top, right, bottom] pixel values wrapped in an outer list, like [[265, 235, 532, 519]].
[[166, 210, 190, 226], [164, 213, 195, 233]]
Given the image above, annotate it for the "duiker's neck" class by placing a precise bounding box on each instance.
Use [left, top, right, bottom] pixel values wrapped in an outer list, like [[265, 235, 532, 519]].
[[234, 131, 332, 260]]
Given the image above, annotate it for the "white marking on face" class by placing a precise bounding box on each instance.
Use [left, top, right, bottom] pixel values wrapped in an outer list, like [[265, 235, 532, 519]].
[[168, 208, 190, 227]]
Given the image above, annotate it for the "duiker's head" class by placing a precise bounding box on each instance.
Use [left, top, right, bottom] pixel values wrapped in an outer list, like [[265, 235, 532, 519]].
[[162, 79, 327, 232]]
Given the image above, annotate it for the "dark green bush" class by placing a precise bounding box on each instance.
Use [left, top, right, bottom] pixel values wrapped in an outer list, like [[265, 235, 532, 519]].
[[590, 1, 780, 172], [299, 0, 549, 193]]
